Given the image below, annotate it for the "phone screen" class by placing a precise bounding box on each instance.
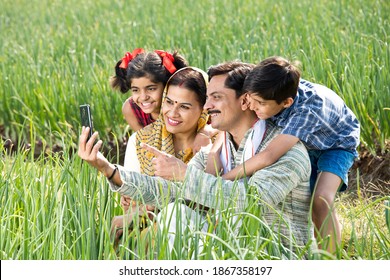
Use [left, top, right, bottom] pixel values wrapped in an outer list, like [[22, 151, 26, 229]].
[[80, 104, 93, 140]]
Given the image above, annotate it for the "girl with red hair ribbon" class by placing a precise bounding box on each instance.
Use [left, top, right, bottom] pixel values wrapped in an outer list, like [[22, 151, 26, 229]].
[[110, 49, 188, 131]]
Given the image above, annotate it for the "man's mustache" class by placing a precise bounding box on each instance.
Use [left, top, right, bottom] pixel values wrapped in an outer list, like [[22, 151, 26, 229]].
[[207, 110, 221, 115]]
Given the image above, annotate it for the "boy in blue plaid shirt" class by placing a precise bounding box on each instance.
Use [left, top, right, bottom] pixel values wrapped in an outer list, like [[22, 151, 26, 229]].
[[213, 56, 360, 253]]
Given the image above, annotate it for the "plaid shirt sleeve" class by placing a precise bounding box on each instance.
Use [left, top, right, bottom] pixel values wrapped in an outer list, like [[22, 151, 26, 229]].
[[280, 107, 325, 146], [275, 81, 360, 153]]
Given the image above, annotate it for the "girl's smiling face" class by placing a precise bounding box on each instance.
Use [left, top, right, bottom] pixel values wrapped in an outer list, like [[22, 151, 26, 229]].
[[130, 77, 165, 117]]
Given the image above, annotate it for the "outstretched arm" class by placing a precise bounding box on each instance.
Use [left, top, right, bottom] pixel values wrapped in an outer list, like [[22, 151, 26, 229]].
[[78, 127, 175, 207], [221, 134, 300, 180]]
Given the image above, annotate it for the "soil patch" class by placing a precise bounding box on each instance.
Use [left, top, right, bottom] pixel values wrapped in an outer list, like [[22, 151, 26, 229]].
[[348, 142, 390, 198]]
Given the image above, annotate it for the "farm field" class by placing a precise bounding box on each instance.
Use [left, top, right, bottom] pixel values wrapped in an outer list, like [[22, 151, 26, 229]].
[[0, 0, 389, 260]]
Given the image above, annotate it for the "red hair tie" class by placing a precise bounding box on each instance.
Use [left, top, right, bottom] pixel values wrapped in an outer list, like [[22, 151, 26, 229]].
[[154, 50, 177, 74], [119, 48, 145, 69]]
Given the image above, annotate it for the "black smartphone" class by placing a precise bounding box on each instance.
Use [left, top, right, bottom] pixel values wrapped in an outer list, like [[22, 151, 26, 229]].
[[79, 104, 93, 140]]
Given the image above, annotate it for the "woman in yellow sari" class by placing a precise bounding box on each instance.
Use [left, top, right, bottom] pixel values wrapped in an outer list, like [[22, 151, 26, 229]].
[[111, 67, 210, 246]]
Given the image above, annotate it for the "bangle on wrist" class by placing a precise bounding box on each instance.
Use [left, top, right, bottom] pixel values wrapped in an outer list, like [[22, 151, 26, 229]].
[[108, 165, 118, 181]]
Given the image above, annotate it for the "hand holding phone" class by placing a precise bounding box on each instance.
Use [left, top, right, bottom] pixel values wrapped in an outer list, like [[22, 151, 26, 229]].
[[80, 104, 93, 140]]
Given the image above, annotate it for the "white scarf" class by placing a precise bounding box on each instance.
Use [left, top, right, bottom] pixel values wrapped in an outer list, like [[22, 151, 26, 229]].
[[220, 119, 266, 174]]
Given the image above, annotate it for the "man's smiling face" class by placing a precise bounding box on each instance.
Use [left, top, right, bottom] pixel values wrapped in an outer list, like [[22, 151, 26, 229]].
[[204, 74, 244, 132]]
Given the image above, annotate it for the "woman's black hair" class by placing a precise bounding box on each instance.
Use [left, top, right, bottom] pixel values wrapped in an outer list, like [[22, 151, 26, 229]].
[[166, 68, 207, 107]]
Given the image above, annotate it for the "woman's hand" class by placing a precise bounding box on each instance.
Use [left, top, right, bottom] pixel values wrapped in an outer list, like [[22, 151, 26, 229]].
[[120, 195, 132, 212], [141, 143, 188, 181], [204, 132, 224, 176], [192, 132, 211, 154], [193, 124, 218, 154]]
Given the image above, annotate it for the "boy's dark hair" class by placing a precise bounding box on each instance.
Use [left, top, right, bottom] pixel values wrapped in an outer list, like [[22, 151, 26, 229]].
[[166, 68, 207, 107], [110, 51, 188, 93], [207, 61, 256, 98], [244, 56, 301, 104]]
